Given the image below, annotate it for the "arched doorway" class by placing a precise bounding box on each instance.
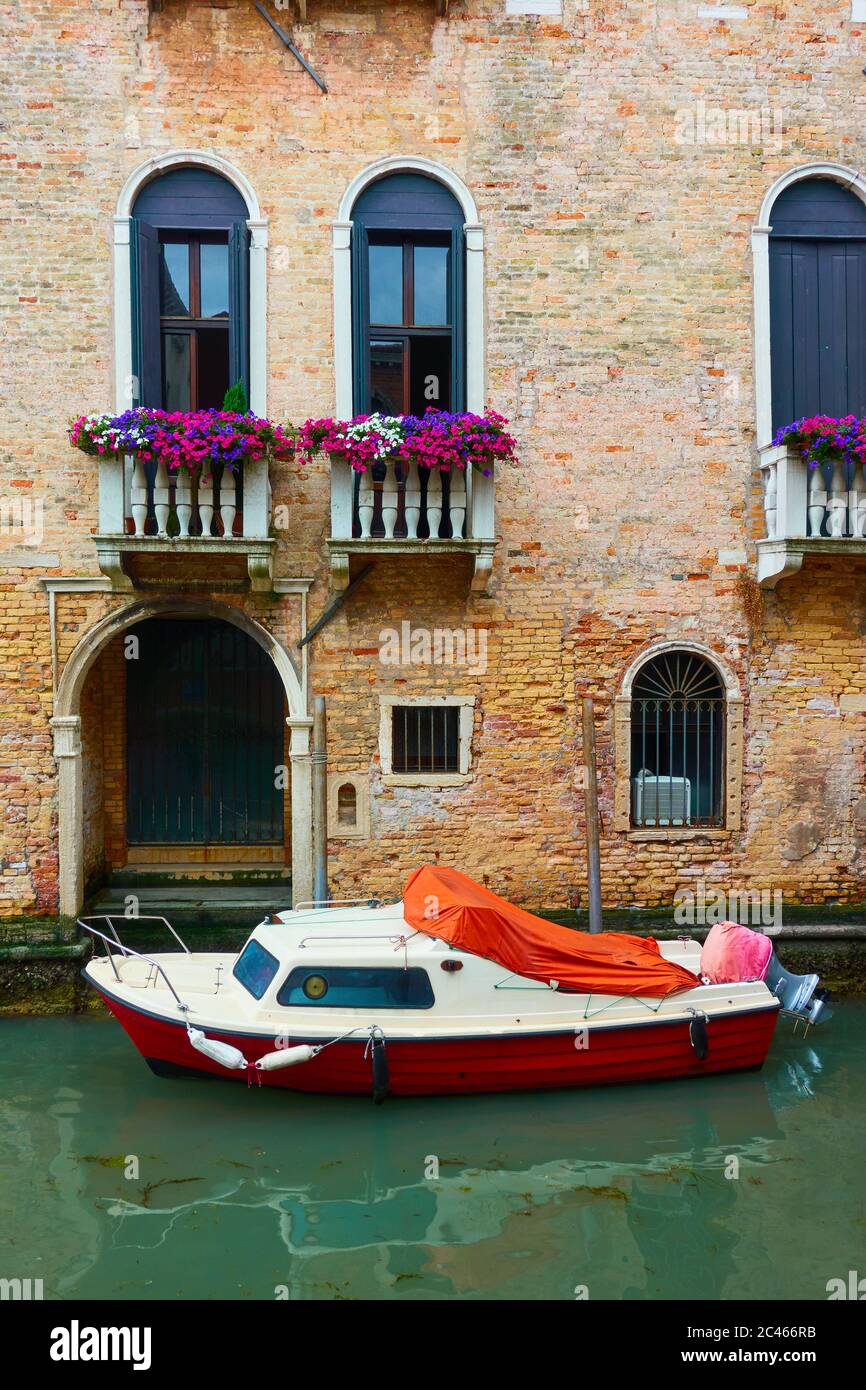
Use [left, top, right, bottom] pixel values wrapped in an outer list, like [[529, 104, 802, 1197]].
[[51, 598, 313, 916]]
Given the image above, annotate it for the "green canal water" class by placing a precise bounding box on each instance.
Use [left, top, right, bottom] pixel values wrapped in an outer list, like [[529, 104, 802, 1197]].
[[1, 1008, 864, 1301]]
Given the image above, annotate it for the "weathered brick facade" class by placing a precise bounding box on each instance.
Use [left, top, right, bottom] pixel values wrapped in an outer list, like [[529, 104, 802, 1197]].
[[3, 0, 866, 917]]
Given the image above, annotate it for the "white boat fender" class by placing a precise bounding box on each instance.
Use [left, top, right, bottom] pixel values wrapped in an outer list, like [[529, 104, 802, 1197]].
[[366, 1026, 389, 1104], [686, 1008, 709, 1060], [255, 1044, 321, 1072], [186, 1026, 248, 1071]]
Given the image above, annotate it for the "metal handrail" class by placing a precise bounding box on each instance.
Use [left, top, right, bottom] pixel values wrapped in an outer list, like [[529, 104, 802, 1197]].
[[77, 921, 189, 1014], [292, 896, 401, 912], [77, 913, 190, 954], [298, 931, 410, 946]]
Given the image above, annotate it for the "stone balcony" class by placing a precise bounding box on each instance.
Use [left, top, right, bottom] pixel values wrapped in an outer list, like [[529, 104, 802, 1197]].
[[326, 456, 497, 594], [758, 442, 866, 587], [94, 454, 275, 593]]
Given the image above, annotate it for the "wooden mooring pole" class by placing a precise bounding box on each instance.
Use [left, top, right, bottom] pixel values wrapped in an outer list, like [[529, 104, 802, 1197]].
[[581, 697, 603, 934]]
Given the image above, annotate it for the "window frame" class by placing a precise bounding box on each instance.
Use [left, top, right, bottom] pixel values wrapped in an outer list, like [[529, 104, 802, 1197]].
[[629, 655, 726, 831], [753, 162, 866, 449], [350, 180, 466, 416], [613, 643, 743, 838], [378, 694, 475, 788], [326, 772, 370, 839], [129, 169, 250, 411], [159, 231, 232, 411]]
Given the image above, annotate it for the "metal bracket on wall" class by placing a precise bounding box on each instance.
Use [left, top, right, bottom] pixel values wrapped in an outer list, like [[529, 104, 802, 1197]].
[[254, 2, 328, 93], [297, 564, 375, 650]]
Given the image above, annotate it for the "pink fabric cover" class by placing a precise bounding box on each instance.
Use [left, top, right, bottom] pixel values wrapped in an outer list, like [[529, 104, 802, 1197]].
[[699, 920, 773, 984]]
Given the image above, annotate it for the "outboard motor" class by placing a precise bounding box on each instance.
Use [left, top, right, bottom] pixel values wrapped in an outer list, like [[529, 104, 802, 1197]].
[[765, 951, 832, 1027]]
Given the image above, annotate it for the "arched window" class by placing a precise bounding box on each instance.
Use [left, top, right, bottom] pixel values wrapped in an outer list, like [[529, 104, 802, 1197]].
[[350, 172, 466, 414], [630, 651, 725, 828], [336, 782, 357, 829], [131, 167, 250, 409], [769, 176, 866, 430]]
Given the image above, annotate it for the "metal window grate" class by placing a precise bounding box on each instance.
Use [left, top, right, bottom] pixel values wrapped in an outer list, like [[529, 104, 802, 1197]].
[[392, 705, 460, 774], [630, 653, 725, 828]]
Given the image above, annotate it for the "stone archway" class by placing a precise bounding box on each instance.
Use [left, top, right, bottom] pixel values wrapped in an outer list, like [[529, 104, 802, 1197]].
[[51, 597, 313, 916]]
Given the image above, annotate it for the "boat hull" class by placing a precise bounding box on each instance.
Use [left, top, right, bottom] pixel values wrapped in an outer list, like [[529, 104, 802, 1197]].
[[94, 985, 780, 1097]]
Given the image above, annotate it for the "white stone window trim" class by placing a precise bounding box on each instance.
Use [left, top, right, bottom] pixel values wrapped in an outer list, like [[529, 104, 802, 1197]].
[[505, 0, 562, 15], [613, 639, 743, 837], [752, 162, 866, 450], [378, 694, 476, 787], [332, 155, 485, 417], [327, 772, 370, 839], [113, 150, 268, 416]]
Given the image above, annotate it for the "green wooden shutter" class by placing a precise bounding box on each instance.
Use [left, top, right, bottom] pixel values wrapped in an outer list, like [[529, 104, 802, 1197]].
[[131, 219, 161, 407], [351, 223, 368, 414], [450, 226, 466, 412], [228, 220, 250, 402]]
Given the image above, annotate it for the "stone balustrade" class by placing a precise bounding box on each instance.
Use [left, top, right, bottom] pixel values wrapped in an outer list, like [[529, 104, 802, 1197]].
[[327, 456, 497, 593]]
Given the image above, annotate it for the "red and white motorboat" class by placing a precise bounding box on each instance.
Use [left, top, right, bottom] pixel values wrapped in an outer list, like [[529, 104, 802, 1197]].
[[80, 866, 830, 1099]]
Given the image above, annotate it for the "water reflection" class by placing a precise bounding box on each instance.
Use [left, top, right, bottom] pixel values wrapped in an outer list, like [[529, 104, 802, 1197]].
[[0, 1013, 859, 1301]]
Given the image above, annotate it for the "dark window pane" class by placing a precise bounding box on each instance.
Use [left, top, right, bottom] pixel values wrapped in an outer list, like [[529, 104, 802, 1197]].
[[160, 242, 190, 316], [410, 336, 451, 414], [233, 939, 280, 1000], [413, 244, 449, 325], [162, 332, 191, 410], [369, 242, 404, 324], [391, 706, 460, 774], [370, 339, 405, 414], [196, 326, 230, 409], [277, 966, 435, 1009], [200, 241, 229, 319]]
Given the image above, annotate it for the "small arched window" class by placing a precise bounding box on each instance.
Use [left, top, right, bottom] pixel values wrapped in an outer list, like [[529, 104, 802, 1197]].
[[351, 172, 466, 414], [630, 651, 725, 828], [770, 177, 866, 430], [131, 167, 250, 410], [336, 782, 357, 828]]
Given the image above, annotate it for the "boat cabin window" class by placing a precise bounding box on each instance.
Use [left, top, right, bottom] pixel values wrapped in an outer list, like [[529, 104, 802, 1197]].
[[233, 938, 280, 999], [277, 966, 435, 1009]]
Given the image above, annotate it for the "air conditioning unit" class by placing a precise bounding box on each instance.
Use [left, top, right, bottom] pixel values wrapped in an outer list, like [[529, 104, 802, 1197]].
[[633, 770, 691, 827]]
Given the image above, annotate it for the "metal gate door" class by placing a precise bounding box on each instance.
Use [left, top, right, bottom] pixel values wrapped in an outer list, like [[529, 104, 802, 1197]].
[[126, 619, 284, 845]]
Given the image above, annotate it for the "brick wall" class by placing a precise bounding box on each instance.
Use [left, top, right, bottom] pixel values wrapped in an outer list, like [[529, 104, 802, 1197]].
[[4, 1, 866, 916]]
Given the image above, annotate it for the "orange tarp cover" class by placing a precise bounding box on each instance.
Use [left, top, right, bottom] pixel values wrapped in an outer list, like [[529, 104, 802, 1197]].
[[404, 865, 700, 998]]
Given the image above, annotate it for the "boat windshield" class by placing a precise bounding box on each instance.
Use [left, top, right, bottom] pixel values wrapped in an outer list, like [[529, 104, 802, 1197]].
[[233, 939, 280, 1000]]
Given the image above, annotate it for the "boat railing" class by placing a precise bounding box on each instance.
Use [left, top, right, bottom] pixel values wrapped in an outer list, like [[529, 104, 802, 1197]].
[[77, 913, 190, 953], [292, 896, 402, 912], [77, 918, 189, 1014], [296, 932, 416, 950]]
